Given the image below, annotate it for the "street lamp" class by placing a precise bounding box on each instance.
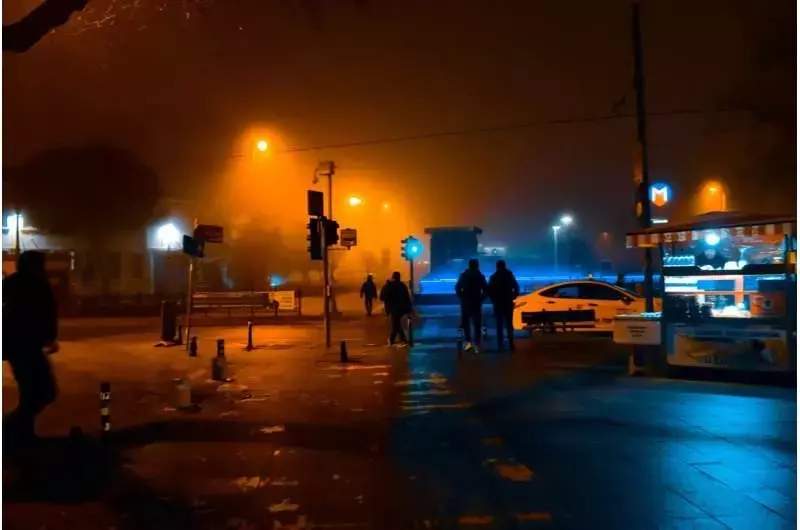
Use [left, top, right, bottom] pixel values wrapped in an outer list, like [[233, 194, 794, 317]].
[[552, 225, 562, 273], [348, 196, 364, 207], [560, 214, 574, 226], [256, 140, 269, 152], [702, 181, 727, 212]]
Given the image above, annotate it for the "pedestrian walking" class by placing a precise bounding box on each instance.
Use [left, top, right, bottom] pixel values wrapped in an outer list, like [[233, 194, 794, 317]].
[[455, 258, 487, 353], [3, 251, 59, 451], [488, 260, 520, 352], [359, 274, 378, 316], [379, 271, 412, 347]]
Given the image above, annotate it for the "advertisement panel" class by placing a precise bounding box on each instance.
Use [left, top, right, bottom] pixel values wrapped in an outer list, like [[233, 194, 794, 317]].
[[665, 324, 791, 371]]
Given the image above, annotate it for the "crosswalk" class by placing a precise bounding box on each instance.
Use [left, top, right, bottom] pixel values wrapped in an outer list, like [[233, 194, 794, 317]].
[[392, 367, 555, 527]]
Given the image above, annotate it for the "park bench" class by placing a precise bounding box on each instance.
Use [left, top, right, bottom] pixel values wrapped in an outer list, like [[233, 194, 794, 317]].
[[192, 291, 276, 317], [521, 308, 596, 333]]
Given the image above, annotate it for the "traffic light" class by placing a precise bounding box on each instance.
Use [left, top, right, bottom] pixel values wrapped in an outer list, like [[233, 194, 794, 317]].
[[307, 218, 322, 260], [324, 218, 340, 247], [401, 236, 423, 261]]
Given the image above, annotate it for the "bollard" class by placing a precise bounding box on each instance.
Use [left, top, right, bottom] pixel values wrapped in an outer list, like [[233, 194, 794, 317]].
[[246, 321, 254, 351], [340, 340, 349, 363], [212, 339, 229, 381], [189, 336, 198, 357], [99, 382, 111, 436], [175, 324, 184, 345], [172, 378, 193, 409]]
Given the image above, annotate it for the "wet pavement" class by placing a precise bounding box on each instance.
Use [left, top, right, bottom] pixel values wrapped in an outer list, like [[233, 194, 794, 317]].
[[3, 314, 796, 529]]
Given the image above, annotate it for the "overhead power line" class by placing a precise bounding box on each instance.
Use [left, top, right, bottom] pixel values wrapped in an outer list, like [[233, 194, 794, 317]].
[[284, 107, 748, 153]]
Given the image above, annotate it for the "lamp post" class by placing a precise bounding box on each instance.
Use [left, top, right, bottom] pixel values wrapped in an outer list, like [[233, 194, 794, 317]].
[[552, 225, 561, 273]]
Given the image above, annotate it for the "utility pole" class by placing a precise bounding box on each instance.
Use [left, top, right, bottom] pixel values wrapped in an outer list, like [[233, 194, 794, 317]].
[[632, 1, 655, 312]]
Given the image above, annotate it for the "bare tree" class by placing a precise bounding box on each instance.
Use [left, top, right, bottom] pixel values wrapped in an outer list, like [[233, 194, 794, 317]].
[[4, 0, 89, 53]]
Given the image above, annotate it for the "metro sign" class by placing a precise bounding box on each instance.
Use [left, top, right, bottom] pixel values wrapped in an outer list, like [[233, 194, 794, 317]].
[[649, 183, 672, 208]]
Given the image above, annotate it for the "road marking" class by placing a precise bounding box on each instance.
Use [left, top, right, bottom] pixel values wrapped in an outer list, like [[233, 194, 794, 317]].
[[403, 389, 453, 396], [394, 377, 448, 386], [401, 403, 470, 412], [493, 463, 534, 482], [514, 512, 552, 521], [458, 515, 493, 525]]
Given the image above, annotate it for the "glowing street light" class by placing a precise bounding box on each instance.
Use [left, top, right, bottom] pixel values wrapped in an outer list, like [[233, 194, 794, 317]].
[[256, 140, 269, 152], [382, 201, 390, 211], [701, 180, 727, 212], [348, 196, 364, 207], [560, 214, 574, 226]]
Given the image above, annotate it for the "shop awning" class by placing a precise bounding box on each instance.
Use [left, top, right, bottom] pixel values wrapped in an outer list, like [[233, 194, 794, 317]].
[[625, 211, 796, 248]]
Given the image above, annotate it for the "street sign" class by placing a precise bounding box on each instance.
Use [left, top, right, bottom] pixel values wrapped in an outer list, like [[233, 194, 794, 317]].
[[316, 161, 336, 177], [194, 224, 224, 244], [307, 190, 324, 217], [182, 235, 204, 258], [340, 228, 357, 248], [650, 183, 672, 207]]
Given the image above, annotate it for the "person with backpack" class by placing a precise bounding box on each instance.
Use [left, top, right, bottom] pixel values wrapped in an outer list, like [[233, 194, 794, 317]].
[[379, 271, 413, 346], [455, 258, 487, 353], [488, 260, 520, 352], [359, 274, 379, 316]]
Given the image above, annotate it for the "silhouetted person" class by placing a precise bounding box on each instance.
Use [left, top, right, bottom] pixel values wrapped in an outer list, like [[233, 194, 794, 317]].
[[380, 271, 412, 346], [615, 273, 625, 288], [360, 274, 378, 316], [455, 258, 487, 352], [3, 251, 59, 449], [381, 279, 391, 315], [488, 260, 520, 352]]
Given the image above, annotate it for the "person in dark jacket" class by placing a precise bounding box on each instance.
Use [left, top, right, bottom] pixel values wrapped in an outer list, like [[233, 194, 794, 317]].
[[455, 258, 487, 352], [379, 271, 412, 346], [359, 274, 379, 316], [488, 260, 520, 352], [3, 251, 59, 448]]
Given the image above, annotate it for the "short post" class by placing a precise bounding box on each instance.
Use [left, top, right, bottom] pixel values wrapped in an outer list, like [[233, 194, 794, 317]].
[[99, 382, 111, 437], [246, 321, 254, 351], [189, 336, 198, 357], [339, 340, 349, 363], [296, 289, 302, 316], [175, 324, 184, 345], [212, 339, 229, 381], [273, 300, 279, 317], [172, 378, 193, 409]]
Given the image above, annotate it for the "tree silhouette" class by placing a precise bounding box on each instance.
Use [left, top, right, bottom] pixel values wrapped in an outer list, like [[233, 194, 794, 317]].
[[10, 143, 160, 238], [3, 0, 89, 53]]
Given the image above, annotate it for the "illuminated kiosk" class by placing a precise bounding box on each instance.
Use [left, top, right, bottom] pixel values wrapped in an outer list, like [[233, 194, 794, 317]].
[[614, 211, 796, 375]]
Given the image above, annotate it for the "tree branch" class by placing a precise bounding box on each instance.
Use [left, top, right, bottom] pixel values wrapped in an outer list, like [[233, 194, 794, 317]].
[[3, 0, 89, 53]]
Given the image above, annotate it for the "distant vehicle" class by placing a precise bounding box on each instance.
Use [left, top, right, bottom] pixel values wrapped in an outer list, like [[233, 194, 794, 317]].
[[512, 280, 661, 332]]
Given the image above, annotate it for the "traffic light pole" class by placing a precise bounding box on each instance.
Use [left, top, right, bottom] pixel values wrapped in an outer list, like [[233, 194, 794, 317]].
[[322, 218, 332, 348], [184, 257, 194, 349], [408, 258, 415, 346]]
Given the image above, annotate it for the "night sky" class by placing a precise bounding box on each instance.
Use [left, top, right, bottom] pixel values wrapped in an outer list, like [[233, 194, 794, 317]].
[[3, 0, 796, 248]]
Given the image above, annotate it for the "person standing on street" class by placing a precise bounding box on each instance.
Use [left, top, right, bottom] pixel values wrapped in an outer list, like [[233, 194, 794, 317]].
[[3, 250, 59, 451], [488, 260, 520, 352], [379, 271, 412, 346], [455, 258, 487, 353], [359, 274, 378, 316]]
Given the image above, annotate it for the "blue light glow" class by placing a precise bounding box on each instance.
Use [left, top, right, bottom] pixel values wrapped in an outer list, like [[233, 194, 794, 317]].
[[270, 275, 285, 287], [704, 232, 721, 246]]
